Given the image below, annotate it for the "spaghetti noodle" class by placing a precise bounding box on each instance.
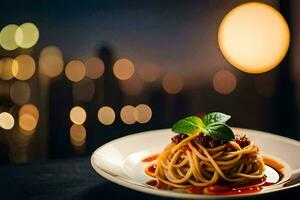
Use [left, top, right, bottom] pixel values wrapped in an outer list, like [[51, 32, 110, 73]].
[[145, 133, 265, 190]]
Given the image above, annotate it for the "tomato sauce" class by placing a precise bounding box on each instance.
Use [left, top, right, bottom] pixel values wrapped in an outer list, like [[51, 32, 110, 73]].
[[142, 154, 159, 163], [146, 180, 167, 189], [144, 155, 283, 195], [263, 156, 284, 174], [147, 164, 157, 173], [183, 174, 278, 195]]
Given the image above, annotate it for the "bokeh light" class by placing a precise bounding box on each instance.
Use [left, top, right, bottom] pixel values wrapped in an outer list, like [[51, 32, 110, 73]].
[[15, 22, 39, 49], [0, 24, 19, 50], [19, 114, 37, 132], [65, 60, 86, 82], [19, 126, 35, 136], [218, 2, 290, 74], [0, 112, 15, 130], [120, 105, 136, 125], [139, 64, 160, 82], [135, 104, 152, 124], [113, 58, 135, 80], [119, 75, 144, 96], [162, 73, 183, 94], [70, 124, 86, 147], [10, 81, 31, 105], [72, 78, 95, 101], [19, 104, 39, 132], [213, 70, 237, 95], [12, 54, 36, 80], [70, 106, 86, 125], [39, 46, 64, 77], [85, 57, 105, 79], [0, 57, 14, 80], [97, 106, 115, 125]]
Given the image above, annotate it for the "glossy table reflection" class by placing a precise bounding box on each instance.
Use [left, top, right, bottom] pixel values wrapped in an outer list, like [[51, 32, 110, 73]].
[[0, 157, 298, 200]]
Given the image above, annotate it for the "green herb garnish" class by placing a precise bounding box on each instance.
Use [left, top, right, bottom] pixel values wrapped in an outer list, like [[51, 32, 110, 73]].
[[171, 112, 234, 141]]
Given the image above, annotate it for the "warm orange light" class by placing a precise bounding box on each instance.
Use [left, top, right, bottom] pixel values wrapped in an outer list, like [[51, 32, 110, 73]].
[[12, 54, 36, 80], [162, 73, 183, 94], [97, 106, 115, 125], [0, 57, 14, 80], [10, 81, 31, 105], [39, 46, 64, 77], [213, 70, 237, 95], [139, 64, 160, 82], [113, 58, 135, 80], [19, 104, 39, 121], [85, 57, 105, 79], [65, 60, 86, 82], [70, 106, 86, 125], [119, 75, 144, 96], [19, 114, 37, 132], [120, 105, 136, 125], [18, 104, 39, 133], [135, 104, 152, 124], [72, 78, 95, 102], [0, 112, 15, 130], [70, 124, 86, 147], [218, 2, 290, 74]]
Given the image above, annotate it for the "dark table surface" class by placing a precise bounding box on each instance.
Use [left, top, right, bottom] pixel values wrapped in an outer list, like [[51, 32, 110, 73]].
[[0, 157, 299, 200]]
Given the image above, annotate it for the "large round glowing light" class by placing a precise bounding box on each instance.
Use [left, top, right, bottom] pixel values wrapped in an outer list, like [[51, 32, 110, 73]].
[[98, 106, 115, 125], [12, 54, 36, 80], [85, 57, 104, 79], [0, 24, 19, 50], [218, 2, 290, 74], [213, 70, 237, 95], [113, 58, 135, 80], [0, 112, 15, 130], [15, 22, 39, 49], [120, 105, 136, 125], [10, 81, 31, 105], [135, 104, 152, 124], [70, 106, 86, 125], [39, 46, 64, 77], [65, 60, 86, 82]]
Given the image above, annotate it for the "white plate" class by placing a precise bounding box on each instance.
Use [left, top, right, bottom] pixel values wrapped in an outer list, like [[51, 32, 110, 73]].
[[91, 128, 300, 199]]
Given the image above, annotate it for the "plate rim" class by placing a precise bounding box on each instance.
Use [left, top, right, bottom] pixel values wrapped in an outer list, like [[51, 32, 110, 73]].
[[91, 128, 300, 199]]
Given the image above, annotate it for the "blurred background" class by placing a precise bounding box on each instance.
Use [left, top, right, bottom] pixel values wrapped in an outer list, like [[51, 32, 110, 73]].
[[0, 0, 299, 164]]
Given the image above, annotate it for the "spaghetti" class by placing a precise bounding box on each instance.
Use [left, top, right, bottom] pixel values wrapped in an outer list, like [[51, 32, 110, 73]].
[[145, 133, 265, 190]]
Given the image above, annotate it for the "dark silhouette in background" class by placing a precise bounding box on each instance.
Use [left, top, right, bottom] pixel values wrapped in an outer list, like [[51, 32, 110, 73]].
[[273, 0, 298, 137]]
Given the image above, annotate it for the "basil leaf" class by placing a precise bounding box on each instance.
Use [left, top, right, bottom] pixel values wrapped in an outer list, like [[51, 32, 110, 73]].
[[204, 123, 235, 141], [202, 112, 231, 126], [171, 116, 204, 135]]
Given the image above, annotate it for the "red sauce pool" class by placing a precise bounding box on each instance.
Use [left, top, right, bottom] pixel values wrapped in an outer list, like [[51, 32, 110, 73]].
[[144, 155, 283, 195], [146, 180, 167, 189], [147, 164, 157, 173], [146, 175, 276, 195], [142, 154, 159, 163], [187, 175, 273, 195]]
